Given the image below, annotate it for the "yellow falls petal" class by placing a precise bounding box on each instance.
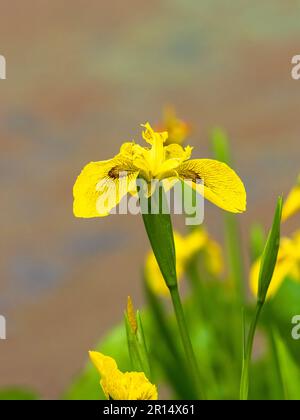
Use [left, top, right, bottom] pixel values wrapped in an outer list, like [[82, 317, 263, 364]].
[[177, 159, 246, 213], [73, 157, 139, 218]]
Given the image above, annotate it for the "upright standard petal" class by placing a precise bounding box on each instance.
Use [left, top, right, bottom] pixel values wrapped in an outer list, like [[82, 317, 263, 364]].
[[73, 156, 139, 218], [177, 159, 246, 213]]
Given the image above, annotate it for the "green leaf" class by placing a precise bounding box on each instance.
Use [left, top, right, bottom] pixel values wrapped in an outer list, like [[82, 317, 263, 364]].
[[273, 330, 300, 400], [136, 311, 152, 379], [124, 313, 142, 372], [124, 307, 151, 380], [0, 388, 39, 400], [257, 197, 283, 304]]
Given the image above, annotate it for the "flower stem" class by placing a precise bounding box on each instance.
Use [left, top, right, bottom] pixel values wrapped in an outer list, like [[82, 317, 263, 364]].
[[169, 284, 204, 400], [139, 188, 203, 398], [240, 301, 263, 400]]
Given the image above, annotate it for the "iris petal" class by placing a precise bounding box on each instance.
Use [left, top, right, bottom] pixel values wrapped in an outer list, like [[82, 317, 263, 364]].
[[73, 157, 139, 217], [177, 159, 246, 213]]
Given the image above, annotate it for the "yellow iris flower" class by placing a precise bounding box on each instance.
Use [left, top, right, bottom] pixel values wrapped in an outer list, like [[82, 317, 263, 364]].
[[157, 106, 191, 145], [282, 175, 300, 222], [145, 229, 223, 296], [89, 351, 157, 400], [73, 123, 246, 218], [250, 230, 300, 298]]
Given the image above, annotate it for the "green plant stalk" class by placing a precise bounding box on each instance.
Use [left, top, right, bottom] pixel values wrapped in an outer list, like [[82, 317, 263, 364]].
[[136, 311, 152, 379], [169, 284, 204, 400], [240, 197, 282, 400], [266, 328, 285, 400], [240, 301, 263, 400], [211, 128, 245, 302]]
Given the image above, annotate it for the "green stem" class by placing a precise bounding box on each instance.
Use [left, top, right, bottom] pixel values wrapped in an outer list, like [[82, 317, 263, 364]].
[[240, 301, 263, 400], [169, 284, 204, 400]]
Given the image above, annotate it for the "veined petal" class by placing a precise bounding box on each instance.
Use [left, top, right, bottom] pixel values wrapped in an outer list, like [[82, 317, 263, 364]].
[[177, 159, 246, 213], [73, 157, 139, 218]]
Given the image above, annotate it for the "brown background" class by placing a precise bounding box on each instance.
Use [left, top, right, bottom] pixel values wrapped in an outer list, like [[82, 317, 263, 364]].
[[0, 0, 299, 398]]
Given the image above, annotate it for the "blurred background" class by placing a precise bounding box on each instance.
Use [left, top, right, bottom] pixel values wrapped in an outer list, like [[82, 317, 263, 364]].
[[0, 0, 299, 399]]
